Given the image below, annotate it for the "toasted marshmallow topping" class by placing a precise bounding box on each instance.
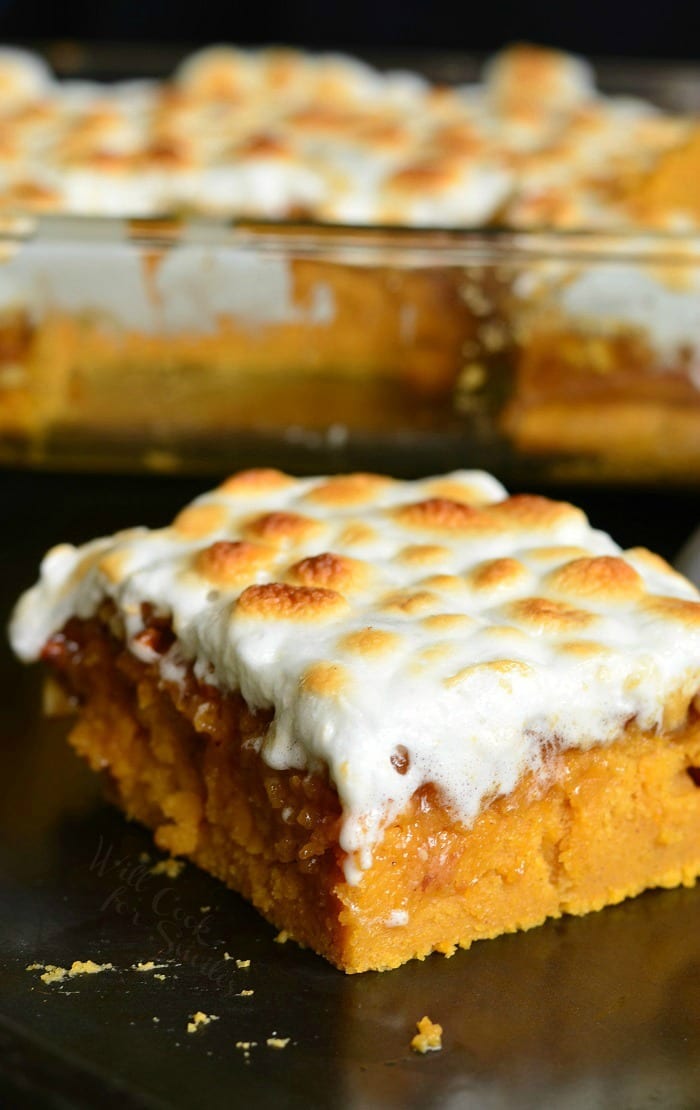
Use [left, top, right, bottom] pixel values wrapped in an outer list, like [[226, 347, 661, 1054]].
[[0, 43, 697, 229], [10, 469, 700, 882]]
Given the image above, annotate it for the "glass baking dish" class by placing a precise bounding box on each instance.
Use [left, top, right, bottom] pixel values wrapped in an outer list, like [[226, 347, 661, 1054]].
[[0, 212, 698, 482], [0, 43, 698, 485]]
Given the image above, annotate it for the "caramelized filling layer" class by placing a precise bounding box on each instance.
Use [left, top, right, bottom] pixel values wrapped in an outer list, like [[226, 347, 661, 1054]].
[[43, 614, 700, 973]]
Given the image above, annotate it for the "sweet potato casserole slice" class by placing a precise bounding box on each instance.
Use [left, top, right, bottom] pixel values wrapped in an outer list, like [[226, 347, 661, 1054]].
[[10, 468, 700, 971]]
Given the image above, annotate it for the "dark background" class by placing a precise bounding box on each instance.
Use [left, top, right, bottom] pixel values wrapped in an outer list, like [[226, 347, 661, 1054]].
[[0, 0, 699, 60]]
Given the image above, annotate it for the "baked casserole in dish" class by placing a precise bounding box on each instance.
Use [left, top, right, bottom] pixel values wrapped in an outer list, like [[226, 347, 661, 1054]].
[[0, 43, 698, 478]]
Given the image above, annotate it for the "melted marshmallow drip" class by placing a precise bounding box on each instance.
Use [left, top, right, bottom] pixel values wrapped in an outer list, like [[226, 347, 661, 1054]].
[[9, 471, 700, 883]]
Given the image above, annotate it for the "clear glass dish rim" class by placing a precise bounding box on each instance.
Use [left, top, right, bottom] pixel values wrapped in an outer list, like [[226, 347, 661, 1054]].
[[2, 213, 700, 265]]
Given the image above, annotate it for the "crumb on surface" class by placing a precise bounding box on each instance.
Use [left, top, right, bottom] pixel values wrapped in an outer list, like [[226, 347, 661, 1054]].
[[32, 961, 114, 985], [154, 973, 166, 981], [223, 951, 233, 961], [273, 929, 306, 951], [411, 1016, 443, 1054], [150, 858, 185, 879], [187, 1011, 219, 1034], [266, 1037, 290, 1049], [200, 906, 211, 913], [235, 959, 251, 969], [235, 1039, 258, 1059], [238, 989, 254, 997], [132, 960, 169, 972], [152, 1017, 160, 1023]]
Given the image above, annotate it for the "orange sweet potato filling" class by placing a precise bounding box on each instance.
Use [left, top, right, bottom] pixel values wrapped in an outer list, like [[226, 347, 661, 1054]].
[[43, 615, 700, 973], [0, 260, 470, 444], [502, 329, 700, 476]]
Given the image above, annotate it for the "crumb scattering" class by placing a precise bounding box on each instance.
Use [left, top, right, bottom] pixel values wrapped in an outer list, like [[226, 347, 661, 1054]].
[[154, 973, 166, 981], [235, 1039, 258, 1059], [132, 960, 170, 972], [150, 858, 185, 878], [223, 951, 251, 967], [187, 1011, 219, 1034], [274, 930, 291, 945], [30, 961, 114, 985], [411, 1016, 443, 1054], [266, 1037, 290, 1049]]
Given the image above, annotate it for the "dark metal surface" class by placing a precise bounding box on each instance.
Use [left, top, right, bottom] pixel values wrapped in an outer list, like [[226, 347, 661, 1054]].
[[2, 468, 700, 1110]]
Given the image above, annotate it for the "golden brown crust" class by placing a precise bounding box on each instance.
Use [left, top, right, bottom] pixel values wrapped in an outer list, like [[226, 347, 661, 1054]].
[[286, 552, 369, 594], [444, 659, 534, 687], [235, 582, 349, 622], [217, 469, 295, 496], [0, 41, 695, 234], [642, 596, 700, 627], [194, 540, 274, 586], [489, 494, 584, 530], [97, 550, 130, 585], [338, 627, 402, 657], [397, 544, 451, 567], [300, 661, 349, 698], [337, 523, 379, 548], [394, 498, 499, 534], [424, 477, 497, 506], [385, 159, 462, 196], [304, 473, 393, 507], [380, 589, 442, 617], [559, 640, 609, 658], [470, 557, 530, 592], [624, 128, 700, 228], [420, 613, 474, 632], [547, 556, 644, 602], [244, 511, 322, 547], [507, 596, 596, 633], [526, 546, 592, 565], [173, 503, 228, 538]]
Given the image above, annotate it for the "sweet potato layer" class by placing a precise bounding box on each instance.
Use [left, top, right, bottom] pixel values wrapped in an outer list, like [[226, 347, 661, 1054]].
[[0, 260, 470, 440], [45, 617, 700, 973], [3, 261, 700, 480], [501, 328, 700, 476]]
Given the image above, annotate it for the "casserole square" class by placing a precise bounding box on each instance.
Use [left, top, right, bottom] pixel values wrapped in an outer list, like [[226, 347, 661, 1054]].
[[10, 468, 700, 971]]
